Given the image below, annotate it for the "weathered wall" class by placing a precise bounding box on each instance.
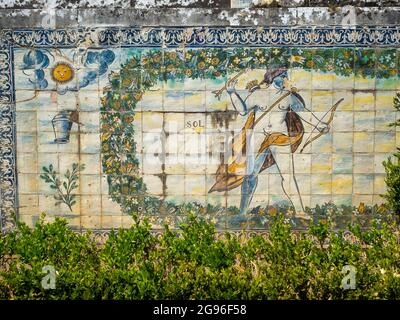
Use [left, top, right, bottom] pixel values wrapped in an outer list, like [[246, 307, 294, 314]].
[[1, 1, 400, 28], [1, 1, 399, 232]]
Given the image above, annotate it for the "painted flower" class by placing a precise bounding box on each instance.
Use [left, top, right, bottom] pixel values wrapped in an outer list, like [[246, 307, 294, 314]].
[[233, 57, 241, 65], [290, 55, 305, 64], [185, 69, 193, 77], [124, 116, 134, 123], [112, 101, 121, 110], [343, 51, 351, 59], [102, 144, 109, 152], [101, 123, 110, 130], [168, 51, 177, 60], [258, 56, 266, 63], [306, 60, 315, 68], [198, 61, 206, 70], [153, 54, 161, 63], [326, 63, 334, 71], [210, 57, 219, 66], [124, 141, 132, 150], [255, 49, 262, 56], [101, 132, 111, 142], [142, 57, 149, 65], [272, 48, 280, 55], [121, 77, 132, 87]]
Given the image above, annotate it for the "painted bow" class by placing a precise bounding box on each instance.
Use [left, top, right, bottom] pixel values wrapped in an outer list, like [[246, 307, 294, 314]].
[[300, 98, 344, 153]]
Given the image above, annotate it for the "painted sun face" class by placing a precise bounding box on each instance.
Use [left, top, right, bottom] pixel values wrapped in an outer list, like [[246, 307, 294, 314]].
[[51, 62, 74, 83]]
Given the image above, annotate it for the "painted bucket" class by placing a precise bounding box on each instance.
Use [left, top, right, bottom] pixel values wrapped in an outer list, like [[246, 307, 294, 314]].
[[52, 111, 72, 144]]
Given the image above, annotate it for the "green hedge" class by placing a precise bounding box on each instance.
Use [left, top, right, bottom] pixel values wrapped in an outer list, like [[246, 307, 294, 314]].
[[1, 213, 399, 300]]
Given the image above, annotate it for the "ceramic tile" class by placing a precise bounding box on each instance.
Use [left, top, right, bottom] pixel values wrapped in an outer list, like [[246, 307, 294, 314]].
[[4, 31, 398, 231]]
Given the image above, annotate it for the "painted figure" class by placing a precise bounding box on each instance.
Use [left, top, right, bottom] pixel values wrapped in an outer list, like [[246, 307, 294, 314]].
[[209, 67, 339, 218]]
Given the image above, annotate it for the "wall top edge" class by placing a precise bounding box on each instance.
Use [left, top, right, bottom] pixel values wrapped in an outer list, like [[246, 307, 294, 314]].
[[0, 7, 400, 28], [0, 0, 399, 9]]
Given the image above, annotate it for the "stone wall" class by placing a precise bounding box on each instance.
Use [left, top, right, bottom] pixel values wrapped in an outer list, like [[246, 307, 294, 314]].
[[0, 1, 399, 232]]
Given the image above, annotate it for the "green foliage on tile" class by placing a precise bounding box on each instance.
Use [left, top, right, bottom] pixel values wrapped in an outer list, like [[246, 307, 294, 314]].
[[139, 201, 393, 231], [1, 214, 400, 299], [40, 163, 85, 212]]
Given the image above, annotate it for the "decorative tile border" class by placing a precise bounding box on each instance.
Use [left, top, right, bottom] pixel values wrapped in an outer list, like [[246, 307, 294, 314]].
[[0, 26, 399, 232], [0, 46, 16, 233], [0, 26, 399, 48]]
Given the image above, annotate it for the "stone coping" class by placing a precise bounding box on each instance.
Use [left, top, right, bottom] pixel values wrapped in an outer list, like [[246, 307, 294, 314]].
[[0, 7, 399, 28]]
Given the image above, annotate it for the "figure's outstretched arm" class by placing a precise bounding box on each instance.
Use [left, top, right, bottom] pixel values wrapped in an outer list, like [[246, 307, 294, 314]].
[[226, 79, 250, 115]]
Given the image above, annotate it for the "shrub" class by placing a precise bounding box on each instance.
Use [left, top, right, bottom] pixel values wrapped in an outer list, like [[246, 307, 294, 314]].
[[1, 213, 400, 300], [383, 150, 400, 218], [382, 92, 400, 219]]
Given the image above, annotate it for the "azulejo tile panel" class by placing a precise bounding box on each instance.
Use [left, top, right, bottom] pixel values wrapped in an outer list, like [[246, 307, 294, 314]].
[[0, 27, 399, 232]]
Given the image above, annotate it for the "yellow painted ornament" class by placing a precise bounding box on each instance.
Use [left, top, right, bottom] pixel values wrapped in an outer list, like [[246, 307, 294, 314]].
[[51, 62, 74, 83]]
